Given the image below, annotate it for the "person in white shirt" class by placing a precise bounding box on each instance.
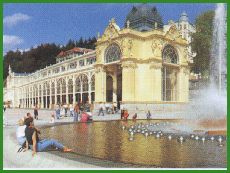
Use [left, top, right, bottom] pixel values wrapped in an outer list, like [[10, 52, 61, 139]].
[[60, 105, 65, 117], [16, 118, 26, 146], [69, 104, 74, 117], [98, 102, 104, 116]]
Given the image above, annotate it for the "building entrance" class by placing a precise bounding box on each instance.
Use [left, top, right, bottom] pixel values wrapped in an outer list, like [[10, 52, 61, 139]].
[[105, 64, 122, 108]]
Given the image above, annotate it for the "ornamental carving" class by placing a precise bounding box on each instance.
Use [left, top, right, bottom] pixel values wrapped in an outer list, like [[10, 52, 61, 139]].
[[151, 39, 163, 56], [127, 39, 133, 58], [119, 38, 133, 58], [95, 47, 102, 63], [101, 18, 120, 42], [95, 65, 105, 73], [120, 38, 125, 53], [121, 61, 137, 69], [165, 24, 182, 41]]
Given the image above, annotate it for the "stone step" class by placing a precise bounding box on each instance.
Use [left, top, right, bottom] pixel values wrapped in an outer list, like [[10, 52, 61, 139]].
[[92, 114, 121, 121]]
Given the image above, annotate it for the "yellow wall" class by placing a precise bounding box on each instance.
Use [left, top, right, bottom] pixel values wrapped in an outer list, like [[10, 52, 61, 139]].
[[94, 19, 189, 104]]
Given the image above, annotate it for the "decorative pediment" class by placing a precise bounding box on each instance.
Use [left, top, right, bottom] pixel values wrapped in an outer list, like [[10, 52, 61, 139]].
[[165, 24, 183, 41], [100, 18, 120, 42], [151, 39, 163, 57]]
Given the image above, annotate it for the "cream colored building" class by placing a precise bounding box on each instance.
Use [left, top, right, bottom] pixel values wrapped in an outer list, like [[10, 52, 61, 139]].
[[4, 4, 194, 114]]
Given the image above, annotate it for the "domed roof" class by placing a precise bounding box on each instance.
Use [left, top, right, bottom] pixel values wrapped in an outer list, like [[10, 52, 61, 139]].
[[125, 4, 163, 32], [179, 11, 188, 22]]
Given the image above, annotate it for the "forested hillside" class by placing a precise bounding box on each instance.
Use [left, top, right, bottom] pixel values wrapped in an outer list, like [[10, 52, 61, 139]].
[[3, 37, 97, 80]]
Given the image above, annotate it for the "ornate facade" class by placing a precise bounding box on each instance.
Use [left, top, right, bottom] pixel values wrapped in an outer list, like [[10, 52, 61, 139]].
[[4, 4, 195, 113]]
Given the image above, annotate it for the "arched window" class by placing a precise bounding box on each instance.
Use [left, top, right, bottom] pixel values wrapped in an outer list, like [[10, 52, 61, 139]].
[[51, 82, 55, 95], [39, 85, 42, 96], [75, 77, 81, 92], [162, 45, 178, 64], [43, 83, 46, 95], [105, 44, 121, 63], [57, 80, 61, 94], [46, 83, 50, 96], [33, 85, 36, 96], [91, 75, 95, 91], [81, 75, 88, 92], [162, 45, 178, 101], [68, 79, 73, 94], [34, 85, 38, 97], [62, 79, 66, 94]]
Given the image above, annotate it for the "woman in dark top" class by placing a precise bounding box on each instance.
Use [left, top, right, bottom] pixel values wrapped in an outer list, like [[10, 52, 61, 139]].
[[24, 117, 72, 156]]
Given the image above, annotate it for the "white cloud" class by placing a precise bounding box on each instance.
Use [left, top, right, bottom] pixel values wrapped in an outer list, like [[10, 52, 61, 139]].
[[3, 35, 23, 45], [3, 35, 24, 52], [4, 13, 31, 27]]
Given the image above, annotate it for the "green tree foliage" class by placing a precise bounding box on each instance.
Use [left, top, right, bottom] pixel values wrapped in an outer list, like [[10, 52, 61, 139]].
[[64, 39, 76, 51], [191, 10, 215, 77], [3, 37, 97, 80]]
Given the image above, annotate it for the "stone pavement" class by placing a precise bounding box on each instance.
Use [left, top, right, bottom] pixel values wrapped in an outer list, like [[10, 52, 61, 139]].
[[3, 108, 100, 169]]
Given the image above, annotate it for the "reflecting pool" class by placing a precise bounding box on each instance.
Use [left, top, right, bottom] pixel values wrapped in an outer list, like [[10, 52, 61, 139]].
[[41, 120, 226, 168]]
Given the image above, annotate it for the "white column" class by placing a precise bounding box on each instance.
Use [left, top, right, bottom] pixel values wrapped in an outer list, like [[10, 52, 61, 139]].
[[28, 88, 31, 108], [66, 77, 69, 105], [22, 88, 25, 108], [45, 84, 48, 109], [49, 81, 52, 109], [41, 84, 44, 108], [60, 80, 62, 104], [25, 89, 27, 108], [26, 88, 28, 108], [113, 72, 117, 103], [88, 73, 92, 104], [37, 85, 40, 108], [32, 87, 34, 107], [55, 80, 57, 105], [73, 76, 76, 105], [80, 82, 83, 102]]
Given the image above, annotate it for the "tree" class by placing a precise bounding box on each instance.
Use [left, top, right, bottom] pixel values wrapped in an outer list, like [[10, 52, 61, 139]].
[[64, 39, 75, 51], [3, 36, 97, 80], [191, 10, 215, 78]]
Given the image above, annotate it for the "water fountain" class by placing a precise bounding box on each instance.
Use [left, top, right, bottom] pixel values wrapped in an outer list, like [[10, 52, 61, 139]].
[[210, 3, 227, 94], [179, 3, 227, 135]]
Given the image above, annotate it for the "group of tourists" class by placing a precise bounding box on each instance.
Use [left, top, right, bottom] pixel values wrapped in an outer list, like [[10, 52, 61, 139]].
[[16, 113, 72, 156], [54, 102, 92, 123], [120, 110, 137, 120], [120, 110, 152, 120], [97, 101, 153, 120], [98, 102, 118, 116]]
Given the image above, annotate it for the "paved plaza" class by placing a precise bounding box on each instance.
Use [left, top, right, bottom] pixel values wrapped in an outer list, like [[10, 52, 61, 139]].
[[3, 108, 100, 169]]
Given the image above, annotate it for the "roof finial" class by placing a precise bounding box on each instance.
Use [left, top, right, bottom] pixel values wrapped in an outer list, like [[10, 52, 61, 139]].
[[110, 18, 116, 24]]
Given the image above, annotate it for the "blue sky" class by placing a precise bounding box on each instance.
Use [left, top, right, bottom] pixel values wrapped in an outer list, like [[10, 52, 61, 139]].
[[3, 3, 216, 54]]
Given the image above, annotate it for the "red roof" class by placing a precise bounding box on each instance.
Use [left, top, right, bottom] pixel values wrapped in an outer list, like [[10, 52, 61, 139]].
[[57, 47, 93, 57], [57, 51, 65, 57]]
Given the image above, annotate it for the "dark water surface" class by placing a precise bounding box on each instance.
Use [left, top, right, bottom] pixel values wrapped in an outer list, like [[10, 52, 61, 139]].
[[41, 120, 226, 168]]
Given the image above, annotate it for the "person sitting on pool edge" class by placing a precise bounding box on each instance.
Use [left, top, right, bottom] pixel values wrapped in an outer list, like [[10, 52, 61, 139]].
[[24, 117, 72, 156]]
